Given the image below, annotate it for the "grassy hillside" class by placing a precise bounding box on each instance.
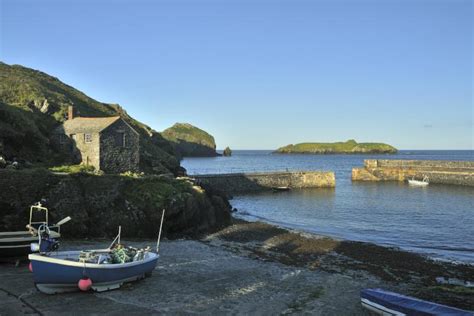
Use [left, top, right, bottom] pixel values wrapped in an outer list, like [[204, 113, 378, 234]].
[[0, 169, 231, 238], [162, 123, 218, 157], [0, 62, 179, 173], [276, 139, 397, 154]]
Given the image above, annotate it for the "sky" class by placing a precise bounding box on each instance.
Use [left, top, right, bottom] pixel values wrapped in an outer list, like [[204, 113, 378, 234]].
[[1, 0, 472, 150]]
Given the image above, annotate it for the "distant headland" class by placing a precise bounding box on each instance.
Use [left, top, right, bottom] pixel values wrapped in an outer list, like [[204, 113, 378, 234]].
[[275, 139, 397, 154], [161, 123, 219, 157]]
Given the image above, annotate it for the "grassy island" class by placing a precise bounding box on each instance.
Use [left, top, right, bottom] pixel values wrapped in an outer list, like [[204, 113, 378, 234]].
[[275, 139, 397, 154]]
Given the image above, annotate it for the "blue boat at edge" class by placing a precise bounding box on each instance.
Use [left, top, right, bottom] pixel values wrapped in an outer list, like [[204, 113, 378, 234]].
[[361, 288, 473, 316]]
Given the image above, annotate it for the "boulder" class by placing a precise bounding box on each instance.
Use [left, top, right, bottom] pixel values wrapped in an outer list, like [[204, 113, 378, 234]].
[[223, 147, 232, 157]]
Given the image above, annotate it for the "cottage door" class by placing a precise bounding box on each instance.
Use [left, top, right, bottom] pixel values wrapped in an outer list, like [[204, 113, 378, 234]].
[[71, 134, 77, 151], [70, 134, 80, 162]]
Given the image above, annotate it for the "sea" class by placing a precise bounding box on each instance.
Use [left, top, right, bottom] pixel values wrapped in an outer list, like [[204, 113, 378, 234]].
[[182, 150, 474, 264]]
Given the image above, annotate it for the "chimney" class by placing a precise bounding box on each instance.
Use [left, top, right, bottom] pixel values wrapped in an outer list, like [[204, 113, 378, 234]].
[[68, 106, 74, 120]]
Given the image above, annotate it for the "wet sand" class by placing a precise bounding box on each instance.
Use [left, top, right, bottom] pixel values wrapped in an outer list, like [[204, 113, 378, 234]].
[[1, 219, 473, 315]]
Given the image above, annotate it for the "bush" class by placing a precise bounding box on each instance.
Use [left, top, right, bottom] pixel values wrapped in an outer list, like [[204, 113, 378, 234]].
[[120, 171, 145, 178]]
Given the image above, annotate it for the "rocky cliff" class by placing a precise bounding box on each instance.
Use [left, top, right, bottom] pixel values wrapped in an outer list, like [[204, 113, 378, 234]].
[[162, 123, 218, 157], [0, 169, 231, 238], [0, 62, 179, 174], [276, 139, 397, 154]]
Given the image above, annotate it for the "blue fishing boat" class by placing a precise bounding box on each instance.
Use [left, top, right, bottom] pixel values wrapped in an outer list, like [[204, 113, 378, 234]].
[[29, 210, 166, 294], [361, 288, 473, 315]]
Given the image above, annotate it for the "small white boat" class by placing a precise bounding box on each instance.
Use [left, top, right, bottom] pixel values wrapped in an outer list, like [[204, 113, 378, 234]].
[[272, 186, 291, 192], [0, 203, 70, 260], [408, 176, 429, 187]]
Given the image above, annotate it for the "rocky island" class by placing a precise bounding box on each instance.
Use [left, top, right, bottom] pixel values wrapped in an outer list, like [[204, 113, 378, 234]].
[[275, 139, 397, 154], [223, 146, 232, 157], [162, 123, 219, 157]]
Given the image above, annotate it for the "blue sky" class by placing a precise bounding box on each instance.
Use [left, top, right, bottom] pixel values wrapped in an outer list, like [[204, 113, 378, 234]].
[[1, 0, 472, 149]]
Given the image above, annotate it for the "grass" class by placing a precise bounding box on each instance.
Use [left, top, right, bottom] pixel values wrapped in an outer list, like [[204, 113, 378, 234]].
[[49, 164, 96, 174], [120, 171, 145, 178], [122, 176, 200, 217]]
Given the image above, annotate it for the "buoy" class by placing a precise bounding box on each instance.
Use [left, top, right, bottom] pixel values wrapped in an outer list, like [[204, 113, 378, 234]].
[[28, 262, 33, 272], [78, 278, 92, 291]]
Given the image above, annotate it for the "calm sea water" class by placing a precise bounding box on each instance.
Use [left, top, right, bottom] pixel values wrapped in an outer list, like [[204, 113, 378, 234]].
[[182, 150, 474, 264]]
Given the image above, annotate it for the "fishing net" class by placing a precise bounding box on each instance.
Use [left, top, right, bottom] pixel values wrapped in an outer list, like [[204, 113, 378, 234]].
[[110, 245, 137, 264], [78, 245, 149, 264]]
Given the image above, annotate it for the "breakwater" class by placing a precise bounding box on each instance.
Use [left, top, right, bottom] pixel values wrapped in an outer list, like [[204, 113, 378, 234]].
[[194, 171, 335, 194], [352, 159, 474, 186]]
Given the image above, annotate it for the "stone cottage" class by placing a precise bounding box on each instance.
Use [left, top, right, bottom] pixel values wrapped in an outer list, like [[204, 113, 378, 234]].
[[52, 106, 140, 173]]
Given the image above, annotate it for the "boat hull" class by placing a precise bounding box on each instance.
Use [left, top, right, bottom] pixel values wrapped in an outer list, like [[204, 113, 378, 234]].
[[0, 231, 59, 260], [408, 180, 429, 187], [29, 251, 159, 294], [0, 244, 32, 260], [272, 187, 291, 192], [361, 288, 472, 316]]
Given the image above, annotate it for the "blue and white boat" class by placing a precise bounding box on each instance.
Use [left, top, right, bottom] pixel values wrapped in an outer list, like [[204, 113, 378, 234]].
[[29, 210, 166, 294], [0, 203, 70, 260], [361, 288, 473, 315]]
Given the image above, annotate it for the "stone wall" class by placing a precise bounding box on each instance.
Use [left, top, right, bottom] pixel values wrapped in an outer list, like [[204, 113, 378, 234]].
[[74, 132, 101, 169], [0, 169, 231, 238], [352, 159, 474, 186], [51, 132, 101, 169], [100, 119, 140, 173], [194, 171, 335, 194], [368, 159, 474, 171]]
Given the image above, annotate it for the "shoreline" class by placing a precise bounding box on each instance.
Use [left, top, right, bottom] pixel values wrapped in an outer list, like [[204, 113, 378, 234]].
[[204, 218, 474, 310], [1, 217, 473, 314], [233, 213, 474, 265]]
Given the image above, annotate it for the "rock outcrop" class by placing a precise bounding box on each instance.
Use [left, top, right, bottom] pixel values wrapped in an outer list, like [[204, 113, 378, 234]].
[[275, 139, 397, 154], [162, 123, 218, 157], [0, 169, 231, 238], [223, 147, 232, 157]]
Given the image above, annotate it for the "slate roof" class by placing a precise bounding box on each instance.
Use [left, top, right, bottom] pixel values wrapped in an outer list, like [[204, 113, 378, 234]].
[[55, 116, 121, 134]]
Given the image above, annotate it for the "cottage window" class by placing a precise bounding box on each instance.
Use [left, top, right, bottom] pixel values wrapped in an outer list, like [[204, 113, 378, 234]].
[[116, 132, 126, 147], [84, 134, 92, 143]]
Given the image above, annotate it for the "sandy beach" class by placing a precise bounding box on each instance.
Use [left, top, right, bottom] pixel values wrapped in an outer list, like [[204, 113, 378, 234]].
[[1, 219, 473, 315]]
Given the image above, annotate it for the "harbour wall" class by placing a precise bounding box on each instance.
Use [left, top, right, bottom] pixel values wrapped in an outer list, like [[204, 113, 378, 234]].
[[193, 171, 335, 194], [352, 159, 474, 186]]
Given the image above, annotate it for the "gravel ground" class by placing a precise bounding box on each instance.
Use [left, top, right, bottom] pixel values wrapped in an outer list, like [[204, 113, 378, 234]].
[[0, 220, 472, 315], [0, 240, 383, 315]]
